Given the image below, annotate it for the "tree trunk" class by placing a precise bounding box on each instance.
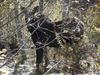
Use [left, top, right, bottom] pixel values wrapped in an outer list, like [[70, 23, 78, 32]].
[[13, 0, 27, 74], [62, 0, 70, 20], [39, 0, 44, 15]]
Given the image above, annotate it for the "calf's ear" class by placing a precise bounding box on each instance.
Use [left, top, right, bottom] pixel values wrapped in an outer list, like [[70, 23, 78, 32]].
[[32, 6, 39, 15]]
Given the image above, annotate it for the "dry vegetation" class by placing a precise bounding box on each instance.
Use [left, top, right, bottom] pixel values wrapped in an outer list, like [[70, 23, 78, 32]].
[[0, 0, 100, 75]]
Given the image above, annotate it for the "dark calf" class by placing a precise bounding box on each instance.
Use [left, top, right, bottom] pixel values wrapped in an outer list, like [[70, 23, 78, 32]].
[[24, 7, 84, 72], [26, 14, 60, 70]]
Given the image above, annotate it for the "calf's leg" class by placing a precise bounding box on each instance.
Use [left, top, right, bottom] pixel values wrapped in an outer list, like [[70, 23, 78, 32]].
[[35, 42, 44, 68]]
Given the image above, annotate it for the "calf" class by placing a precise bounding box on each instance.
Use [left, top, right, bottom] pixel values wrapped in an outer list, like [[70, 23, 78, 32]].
[[24, 7, 84, 72], [26, 15, 60, 69]]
